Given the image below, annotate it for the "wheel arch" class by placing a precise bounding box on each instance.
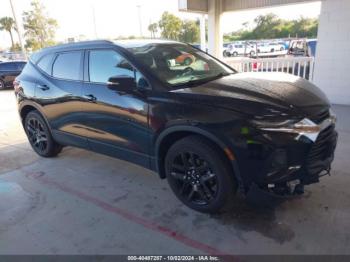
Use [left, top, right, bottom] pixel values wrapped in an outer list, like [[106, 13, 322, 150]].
[[19, 103, 51, 130], [155, 126, 243, 189]]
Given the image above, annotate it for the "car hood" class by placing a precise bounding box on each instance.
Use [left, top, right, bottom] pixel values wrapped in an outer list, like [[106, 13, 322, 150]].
[[172, 72, 330, 117]]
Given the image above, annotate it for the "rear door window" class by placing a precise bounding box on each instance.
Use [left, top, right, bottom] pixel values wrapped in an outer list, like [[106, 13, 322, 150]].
[[52, 51, 82, 80]]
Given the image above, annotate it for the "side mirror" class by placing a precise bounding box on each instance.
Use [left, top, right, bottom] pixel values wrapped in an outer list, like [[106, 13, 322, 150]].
[[107, 75, 136, 92]]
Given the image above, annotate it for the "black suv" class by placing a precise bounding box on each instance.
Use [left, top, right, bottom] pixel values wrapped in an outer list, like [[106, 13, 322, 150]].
[[0, 61, 26, 90], [14, 40, 337, 213]]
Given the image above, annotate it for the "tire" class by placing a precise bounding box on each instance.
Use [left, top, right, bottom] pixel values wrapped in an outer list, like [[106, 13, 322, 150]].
[[250, 50, 255, 57], [232, 52, 238, 57], [24, 110, 62, 157], [0, 79, 5, 90], [270, 49, 275, 53], [280, 47, 285, 51], [184, 57, 192, 66], [165, 135, 237, 213]]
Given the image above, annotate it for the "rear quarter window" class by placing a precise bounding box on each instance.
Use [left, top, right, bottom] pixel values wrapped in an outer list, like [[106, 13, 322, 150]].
[[37, 54, 55, 75], [52, 51, 82, 80]]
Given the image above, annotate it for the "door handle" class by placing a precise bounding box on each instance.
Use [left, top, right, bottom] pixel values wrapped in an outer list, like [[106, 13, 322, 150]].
[[36, 84, 50, 91], [84, 94, 97, 102]]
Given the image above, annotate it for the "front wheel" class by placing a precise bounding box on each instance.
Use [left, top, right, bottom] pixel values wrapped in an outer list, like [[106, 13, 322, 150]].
[[165, 136, 237, 213], [25, 111, 62, 157]]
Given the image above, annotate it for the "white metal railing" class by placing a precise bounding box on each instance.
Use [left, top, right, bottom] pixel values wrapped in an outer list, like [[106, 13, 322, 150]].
[[224, 56, 315, 81]]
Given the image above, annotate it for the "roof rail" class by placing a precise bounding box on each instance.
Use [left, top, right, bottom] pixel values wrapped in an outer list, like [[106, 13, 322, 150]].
[[40, 39, 114, 51]]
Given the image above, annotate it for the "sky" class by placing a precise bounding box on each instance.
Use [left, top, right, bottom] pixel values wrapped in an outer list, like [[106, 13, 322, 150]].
[[0, 0, 321, 49]]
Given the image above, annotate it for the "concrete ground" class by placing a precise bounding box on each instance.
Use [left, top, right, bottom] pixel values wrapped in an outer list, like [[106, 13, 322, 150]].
[[0, 89, 350, 255]]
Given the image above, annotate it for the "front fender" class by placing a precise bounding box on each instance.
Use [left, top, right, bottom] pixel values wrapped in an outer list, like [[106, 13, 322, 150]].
[[154, 125, 244, 194]]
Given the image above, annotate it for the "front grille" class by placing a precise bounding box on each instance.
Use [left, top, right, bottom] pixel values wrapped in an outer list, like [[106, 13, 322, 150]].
[[310, 109, 330, 124], [306, 124, 337, 175]]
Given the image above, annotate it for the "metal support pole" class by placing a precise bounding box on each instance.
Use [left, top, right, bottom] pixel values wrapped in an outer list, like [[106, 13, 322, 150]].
[[200, 14, 206, 51], [9, 0, 26, 57]]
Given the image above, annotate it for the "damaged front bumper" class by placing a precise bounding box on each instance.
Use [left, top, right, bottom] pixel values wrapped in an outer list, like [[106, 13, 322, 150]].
[[244, 114, 338, 204]]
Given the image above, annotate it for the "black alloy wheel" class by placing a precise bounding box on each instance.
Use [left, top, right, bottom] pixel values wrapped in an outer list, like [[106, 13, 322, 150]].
[[25, 111, 62, 157], [170, 152, 218, 205], [165, 136, 237, 213]]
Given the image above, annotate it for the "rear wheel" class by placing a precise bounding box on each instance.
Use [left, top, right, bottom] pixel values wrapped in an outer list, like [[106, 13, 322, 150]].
[[0, 79, 5, 90], [24, 111, 62, 157], [165, 136, 237, 213]]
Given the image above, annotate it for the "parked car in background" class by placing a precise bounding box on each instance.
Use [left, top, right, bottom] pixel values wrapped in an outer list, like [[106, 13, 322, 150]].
[[225, 43, 255, 57], [0, 61, 26, 90], [1, 51, 26, 61], [15, 40, 337, 213], [257, 42, 285, 53], [289, 39, 317, 57], [279, 41, 289, 50], [269, 42, 286, 51]]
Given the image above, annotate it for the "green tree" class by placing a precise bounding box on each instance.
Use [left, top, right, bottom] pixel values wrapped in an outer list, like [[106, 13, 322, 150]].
[[0, 17, 16, 48], [223, 13, 319, 41], [290, 17, 318, 38], [252, 13, 282, 39], [148, 22, 158, 38], [158, 12, 182, 40], [22, 0, 58, 51], [180, 20, 200, 43]]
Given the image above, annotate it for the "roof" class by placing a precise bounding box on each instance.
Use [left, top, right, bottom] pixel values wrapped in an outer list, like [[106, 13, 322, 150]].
[[40, 39, 181, 52], [39, 40, 115, 53], [30, 39, 184, 63], [113, 39, 181, 48]]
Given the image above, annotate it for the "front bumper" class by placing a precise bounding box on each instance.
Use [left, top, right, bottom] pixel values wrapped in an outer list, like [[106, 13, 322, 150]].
[[244, 128, 337, 206], [236, 115, 338, 199]]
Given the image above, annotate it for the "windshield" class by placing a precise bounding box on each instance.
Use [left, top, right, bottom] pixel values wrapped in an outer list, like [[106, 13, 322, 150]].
[[127, 43, 234, 88]]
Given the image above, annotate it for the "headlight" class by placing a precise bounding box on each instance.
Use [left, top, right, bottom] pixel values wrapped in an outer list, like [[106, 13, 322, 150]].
[[251, 119, 301, 129], [252, 118, 321, 142]]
